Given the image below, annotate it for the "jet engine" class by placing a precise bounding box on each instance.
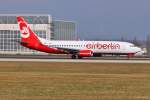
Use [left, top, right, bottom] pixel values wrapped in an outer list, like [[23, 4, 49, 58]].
[[78, 50, 93, 57]]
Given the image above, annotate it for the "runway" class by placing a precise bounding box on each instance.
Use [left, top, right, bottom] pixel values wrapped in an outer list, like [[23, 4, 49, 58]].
[[0, 54, 150, 63], [0, 58, 150, 64]]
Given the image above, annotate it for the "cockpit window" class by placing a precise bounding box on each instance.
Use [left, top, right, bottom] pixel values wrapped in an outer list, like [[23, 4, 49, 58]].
[[130, 44, 136, 47]]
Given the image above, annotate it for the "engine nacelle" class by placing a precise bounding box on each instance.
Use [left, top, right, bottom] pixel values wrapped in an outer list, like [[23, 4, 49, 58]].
[[78, 50, 93, 57]]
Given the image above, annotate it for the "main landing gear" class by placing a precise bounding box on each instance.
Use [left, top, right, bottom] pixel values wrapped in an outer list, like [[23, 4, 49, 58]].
[[71, 55, 76, 59], [71, 54, 83, 59]]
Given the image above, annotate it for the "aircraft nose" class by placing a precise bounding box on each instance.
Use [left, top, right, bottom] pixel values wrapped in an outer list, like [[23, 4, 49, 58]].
[[135, 47, 145, 56]]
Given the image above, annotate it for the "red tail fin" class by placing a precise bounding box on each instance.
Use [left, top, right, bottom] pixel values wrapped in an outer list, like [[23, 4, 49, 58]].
[[17, 16, 58, 53], [17, 16, 40, 45]]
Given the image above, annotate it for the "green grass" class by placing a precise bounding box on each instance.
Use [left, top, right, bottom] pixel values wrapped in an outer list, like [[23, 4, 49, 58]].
[[0, 62, 149, 100]]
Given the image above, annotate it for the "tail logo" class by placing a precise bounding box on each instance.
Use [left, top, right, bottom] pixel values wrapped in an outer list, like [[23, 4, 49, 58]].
[[19, 23, 30, 38]]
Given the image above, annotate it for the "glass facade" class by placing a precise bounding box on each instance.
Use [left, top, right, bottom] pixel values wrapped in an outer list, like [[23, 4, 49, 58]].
[[52, 20, 76, 40], [0, 30, 19, 51], [0, 16, 49, 24]]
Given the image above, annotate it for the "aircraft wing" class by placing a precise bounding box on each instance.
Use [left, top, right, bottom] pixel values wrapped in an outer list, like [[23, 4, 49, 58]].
[[49, 46, 79, 54]]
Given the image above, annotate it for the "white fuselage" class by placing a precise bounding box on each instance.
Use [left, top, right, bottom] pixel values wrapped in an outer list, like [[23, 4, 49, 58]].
[[39, 38, 144, 55]]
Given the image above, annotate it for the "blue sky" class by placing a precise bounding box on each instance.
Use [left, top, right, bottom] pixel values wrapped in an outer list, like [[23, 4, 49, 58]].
[[0, 0, 150, 40]]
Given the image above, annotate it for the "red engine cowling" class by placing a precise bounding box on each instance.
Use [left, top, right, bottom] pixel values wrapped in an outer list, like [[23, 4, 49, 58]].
[[78, 50, 93, 57]]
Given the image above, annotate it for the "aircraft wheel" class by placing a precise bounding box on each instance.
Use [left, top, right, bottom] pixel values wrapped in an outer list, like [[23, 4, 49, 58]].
[[71, 55, 76, 59], [78, 56, 83, 59]]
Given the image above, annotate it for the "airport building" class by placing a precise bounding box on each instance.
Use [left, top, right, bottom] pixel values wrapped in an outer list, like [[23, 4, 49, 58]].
[[53, 20, 76, 40], [0, 14, 77, 54]]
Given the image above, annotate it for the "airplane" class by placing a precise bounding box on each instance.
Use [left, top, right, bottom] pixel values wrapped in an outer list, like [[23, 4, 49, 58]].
[[16, 16, 144, 59]]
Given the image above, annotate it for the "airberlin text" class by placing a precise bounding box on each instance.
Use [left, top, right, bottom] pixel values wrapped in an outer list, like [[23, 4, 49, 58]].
[[86, 43, 120, 50]]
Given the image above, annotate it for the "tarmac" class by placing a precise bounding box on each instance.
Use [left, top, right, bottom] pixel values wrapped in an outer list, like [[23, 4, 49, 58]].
[[0, 58, 149, 63], [0, 55, 150, 63]]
